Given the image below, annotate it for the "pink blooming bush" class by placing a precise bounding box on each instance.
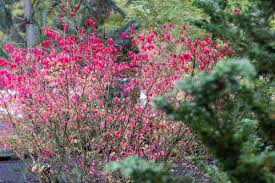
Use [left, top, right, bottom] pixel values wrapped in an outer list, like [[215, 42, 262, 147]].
[[0, 18, 229, 181]]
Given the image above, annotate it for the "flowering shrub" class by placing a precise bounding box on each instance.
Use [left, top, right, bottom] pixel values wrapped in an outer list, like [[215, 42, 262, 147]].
[[0, 16, 229, 181], [0, 120, 14, 157]]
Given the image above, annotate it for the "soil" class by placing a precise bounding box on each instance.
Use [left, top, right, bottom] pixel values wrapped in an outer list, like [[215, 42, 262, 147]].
[[0, 158, 38, 183], [0, 158, 213, 183]]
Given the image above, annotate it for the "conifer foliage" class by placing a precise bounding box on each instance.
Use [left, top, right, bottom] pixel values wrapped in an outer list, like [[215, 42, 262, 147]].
[[152, 0, 275, 182], [191, 0, 275, 77]]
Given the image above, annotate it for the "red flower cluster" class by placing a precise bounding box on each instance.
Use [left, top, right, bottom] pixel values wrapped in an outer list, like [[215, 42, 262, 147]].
[[0, 21, 230, 177]]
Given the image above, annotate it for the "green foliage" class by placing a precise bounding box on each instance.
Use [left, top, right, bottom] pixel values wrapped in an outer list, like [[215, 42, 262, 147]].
[[154, 59, 275, 183], [0, 0, 24, 49], [123, 0, 205, 36], [0, 0, 128, 51], [105, 156, 195, 183], [191, 0, 275, 77]]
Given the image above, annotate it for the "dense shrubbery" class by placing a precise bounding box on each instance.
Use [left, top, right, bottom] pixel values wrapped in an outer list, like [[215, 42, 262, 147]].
[[0, 2, 230, 180]]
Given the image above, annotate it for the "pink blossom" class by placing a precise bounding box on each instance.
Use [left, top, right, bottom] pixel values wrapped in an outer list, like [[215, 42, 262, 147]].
[[131, 38, 136, 47], [163, 34, 171, 40], [59, 2, 66, 9], [233, 8, 241, 15], [107, 38, 114, 45], [44, 27, 56, 39], [70, 11, 75, 17], [130, 24, 136, 35], [79, 28, 86, 35], [41, 40, 51, 47], [73, 5, 79, 12], [120, 32, 129, 39], [3, 43, 14, 52]]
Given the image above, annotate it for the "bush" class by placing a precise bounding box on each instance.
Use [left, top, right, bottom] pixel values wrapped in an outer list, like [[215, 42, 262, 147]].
[[105, 156, 195, 183], [0, 13, 229, 182]]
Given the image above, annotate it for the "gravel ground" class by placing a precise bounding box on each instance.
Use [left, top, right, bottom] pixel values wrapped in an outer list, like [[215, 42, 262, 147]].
[[172, 161, 213, 183], [0, 158, 38, 183], [0, 122, 212, 182], [0, 158, 213, 183]]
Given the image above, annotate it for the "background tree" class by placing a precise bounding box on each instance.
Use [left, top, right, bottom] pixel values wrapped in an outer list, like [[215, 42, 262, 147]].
[[24, 0, 36, 47], [0, 0, 128, 51], [121, 0, 205, 36]]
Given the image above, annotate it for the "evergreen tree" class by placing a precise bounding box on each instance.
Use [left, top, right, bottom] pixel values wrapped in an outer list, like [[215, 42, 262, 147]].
[[191, 0, 275, 77], [106, 1, 275, 183], [154, 59, 275, 183]]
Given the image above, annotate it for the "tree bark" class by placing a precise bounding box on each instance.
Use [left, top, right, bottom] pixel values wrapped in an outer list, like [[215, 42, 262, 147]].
[[24, 0, 36, 47]]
